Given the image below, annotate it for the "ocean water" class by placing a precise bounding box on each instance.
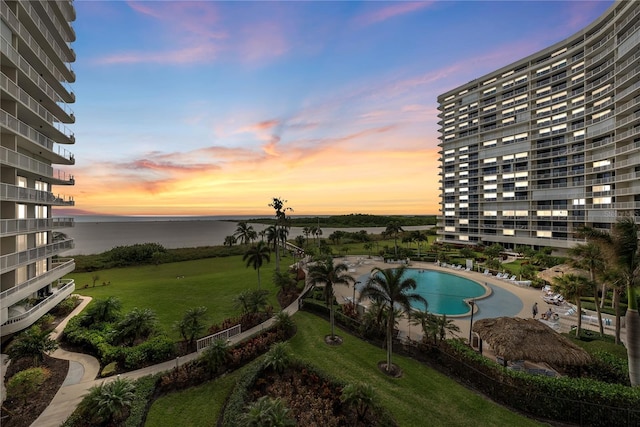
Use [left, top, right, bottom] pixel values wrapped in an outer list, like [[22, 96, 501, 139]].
[[58, 215, 430, 256]]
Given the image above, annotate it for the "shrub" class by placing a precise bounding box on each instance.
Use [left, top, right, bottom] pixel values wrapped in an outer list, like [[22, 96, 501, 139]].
[[76, 377, 136, 426], [8, 325, 58, 367], [7, 367, 50, 404]]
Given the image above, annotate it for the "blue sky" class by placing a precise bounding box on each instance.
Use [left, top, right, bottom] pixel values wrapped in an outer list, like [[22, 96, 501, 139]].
[[64, 0, 613, 216]]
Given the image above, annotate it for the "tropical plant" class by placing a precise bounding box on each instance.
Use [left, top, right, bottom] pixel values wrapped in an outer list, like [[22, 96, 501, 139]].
[[224, 235, 237, 247], [568, 242, 606, 335], [201, 338, 229, 378], [234, 222, 257, 246], [307, 256, 354, 341], [113, 307, 158, 346], [273, 269, 297, 293], [243, 241, 271, 289], [241, 396, 295, 427], [553, 273, 594, 338], [174, 306, 209, 350], [580, 218, 640, 386], [268, 197, 293, 273], [264, 342, 292, 374], [78, 377, 136, 426], [359, 265, 427, 373], [83, 296, 122, 324], [385, 221, 404, 257], [233, 289, 270, 314], [273, 311, 295, 337], [6, 367, 50, 404], [436, 313, 460, 342], [340, 382, 376, 423], [8, 325, 58, 366], [410, 310, 439, 345]]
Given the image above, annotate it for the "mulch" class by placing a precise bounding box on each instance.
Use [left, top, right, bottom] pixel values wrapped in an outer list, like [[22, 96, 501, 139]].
[[1, 355, 69, 427]]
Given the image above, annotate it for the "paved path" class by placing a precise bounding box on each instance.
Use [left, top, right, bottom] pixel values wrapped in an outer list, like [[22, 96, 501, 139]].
[[31, 290, 304, 427]]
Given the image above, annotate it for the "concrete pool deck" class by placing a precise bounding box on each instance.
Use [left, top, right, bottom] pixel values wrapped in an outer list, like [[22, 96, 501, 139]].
[[330, 256, 624, 344]]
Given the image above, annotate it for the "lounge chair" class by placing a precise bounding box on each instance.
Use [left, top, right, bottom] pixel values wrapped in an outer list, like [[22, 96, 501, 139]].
[[507, 275, 517, 281], [483, 269, 490, 275]]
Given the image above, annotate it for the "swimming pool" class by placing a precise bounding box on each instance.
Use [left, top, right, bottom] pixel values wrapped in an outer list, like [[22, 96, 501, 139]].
[[358, 269, 488, 316]]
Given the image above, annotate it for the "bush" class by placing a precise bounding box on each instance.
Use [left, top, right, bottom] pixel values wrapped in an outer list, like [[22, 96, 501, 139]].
[[7, 367, 50, 404]]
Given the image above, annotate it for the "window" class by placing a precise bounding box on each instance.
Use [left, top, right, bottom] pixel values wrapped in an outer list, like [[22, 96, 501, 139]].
[[483, 211, 497, 217], [483, 139, 497, 147], [503, 229, 515, 236], [593, 184, 611, 192], [593, 160, 611, 168], [572, 198, 585, 205], [537, 230, 552, 238], [593, 196, 612, 204]]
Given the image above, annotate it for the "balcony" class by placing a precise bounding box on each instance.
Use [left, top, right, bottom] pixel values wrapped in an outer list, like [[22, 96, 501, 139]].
[[0, 258, 75, 309], [0, 217, 74, 237], [1, 280, 75, 336], [0, 184, 74, 206], [0, 239, 75, 274]]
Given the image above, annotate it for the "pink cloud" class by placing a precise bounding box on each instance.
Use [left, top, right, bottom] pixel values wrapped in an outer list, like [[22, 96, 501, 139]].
[[353, 1, 435, 27], [95, 45, 220, 65]]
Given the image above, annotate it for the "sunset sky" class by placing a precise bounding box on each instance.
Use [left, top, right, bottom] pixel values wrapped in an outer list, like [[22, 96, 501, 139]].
[[62, 0, 613, 217]]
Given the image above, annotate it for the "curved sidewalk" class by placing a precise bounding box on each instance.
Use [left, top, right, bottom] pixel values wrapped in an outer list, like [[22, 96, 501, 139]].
[[32, 292, 304, 427]]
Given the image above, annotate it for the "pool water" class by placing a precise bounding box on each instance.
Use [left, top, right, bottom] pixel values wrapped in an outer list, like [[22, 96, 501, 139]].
[[358, 269, 486, 316]]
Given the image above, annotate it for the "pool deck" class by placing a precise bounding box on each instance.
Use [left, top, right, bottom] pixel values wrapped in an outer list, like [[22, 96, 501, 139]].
[[330, 256, 621, 344]]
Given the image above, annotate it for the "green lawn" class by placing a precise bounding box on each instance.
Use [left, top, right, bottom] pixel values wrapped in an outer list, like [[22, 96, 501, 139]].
[[145, 312, 543, 426], [68, 256, 280, 340]]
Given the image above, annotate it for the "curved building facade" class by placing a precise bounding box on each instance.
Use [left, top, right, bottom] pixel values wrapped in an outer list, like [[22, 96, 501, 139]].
[[437, 0, 640, 252], [1, 1, 77, 336]]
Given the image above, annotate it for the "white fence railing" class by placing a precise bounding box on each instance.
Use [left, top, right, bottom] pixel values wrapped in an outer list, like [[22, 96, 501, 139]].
[[196, 324, 242, 352]]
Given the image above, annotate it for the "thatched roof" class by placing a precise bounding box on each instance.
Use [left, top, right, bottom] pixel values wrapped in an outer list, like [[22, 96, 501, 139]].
[[537, 263, 588, 284], [472, 317, 592, 366]]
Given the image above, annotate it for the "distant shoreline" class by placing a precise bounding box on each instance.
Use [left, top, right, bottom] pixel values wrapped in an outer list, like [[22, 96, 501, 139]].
[[60, 219, 432, 256]]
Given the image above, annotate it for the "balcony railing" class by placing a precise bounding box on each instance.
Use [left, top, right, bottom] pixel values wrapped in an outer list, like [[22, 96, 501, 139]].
[[0, 239, 74, 274], [0, 217, 74, 236], [0, 258, 75, 309], [1, 280, 75, 336], [0, 111, 75, 161], [0, 183, 74, 206]]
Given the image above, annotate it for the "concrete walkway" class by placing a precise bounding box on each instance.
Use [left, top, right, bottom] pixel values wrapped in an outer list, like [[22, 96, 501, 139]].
[[31, 291, 304, 427]]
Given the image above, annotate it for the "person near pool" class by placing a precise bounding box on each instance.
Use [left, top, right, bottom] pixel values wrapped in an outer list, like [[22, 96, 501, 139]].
[[532, 302, 538, 319]]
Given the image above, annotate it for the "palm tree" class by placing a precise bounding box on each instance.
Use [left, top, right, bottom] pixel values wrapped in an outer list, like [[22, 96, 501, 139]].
[[568, 242, 606, 335], [233, 289, 270, 314], [84, 296, 122, 324], [113, 307, 158, 345], [234, 222, 255, 246], [359, 265, 427, 373], [8, 325, 58, 367], [307, 256, 354, 341], [242, 396, 295, 427], [385, 221, 404, 257], [581, 218, 640, 386], [79, 377, 135, 425], [201, 338, 229, 378], [243, 241, 271, 289], [174, 306, 209, 350], [224, 235, 237, 246], [553, 273, 593, 338], [303, 227, 312, 246], [268, 197, 293, 273]]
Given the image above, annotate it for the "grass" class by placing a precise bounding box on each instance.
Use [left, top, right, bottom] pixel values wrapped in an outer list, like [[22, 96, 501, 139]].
[[145, 366, 249, 427], [68, 256, 281, 340], [145, 312, 543, 427]]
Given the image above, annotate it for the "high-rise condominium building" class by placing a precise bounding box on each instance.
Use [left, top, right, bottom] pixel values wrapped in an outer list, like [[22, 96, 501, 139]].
[[437, 0, 639, 252], [1, 1, 77, 336]]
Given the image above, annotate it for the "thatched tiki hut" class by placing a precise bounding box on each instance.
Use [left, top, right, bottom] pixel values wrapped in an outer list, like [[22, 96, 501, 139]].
[[472, 317, 592, 368]]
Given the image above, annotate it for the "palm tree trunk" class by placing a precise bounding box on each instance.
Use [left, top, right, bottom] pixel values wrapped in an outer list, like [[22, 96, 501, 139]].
[[330, 299, 335, 340], [613, 290, 621, 345], [575, 298, 582, 338], [627, 309, 640, 386], [387, 310, 394, 372], [591, 271, 604, 336], [257, 268, 261, 289], [600, 283, 607, 308], [627, 282, 639, 386]]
